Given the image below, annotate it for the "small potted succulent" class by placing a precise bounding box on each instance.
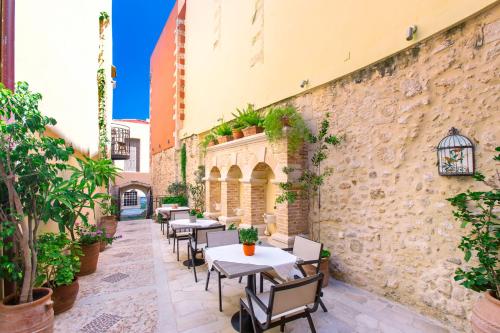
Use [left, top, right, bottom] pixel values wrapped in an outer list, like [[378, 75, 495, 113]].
[[75, 223, 103, 276], [239, 227, 259, 256], [189, 209, 198, 223], [35, 233, 81, 315], [232, 104, 264, 137], [215, 121, 233, 143]]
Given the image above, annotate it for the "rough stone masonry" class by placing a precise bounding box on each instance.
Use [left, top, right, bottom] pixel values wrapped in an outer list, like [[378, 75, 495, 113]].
[[151, 4, 500, 331]]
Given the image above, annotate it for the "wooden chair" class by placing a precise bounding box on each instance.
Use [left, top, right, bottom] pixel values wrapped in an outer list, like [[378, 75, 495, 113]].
[[260, 236, 328, 312], [241, 273, 324, 333], [187, 225, 225, 282], [205, 230, 239, 312]]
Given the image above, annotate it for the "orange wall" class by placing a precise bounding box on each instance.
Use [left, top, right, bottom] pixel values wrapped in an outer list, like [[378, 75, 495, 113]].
[[150, 2, 177, 155]]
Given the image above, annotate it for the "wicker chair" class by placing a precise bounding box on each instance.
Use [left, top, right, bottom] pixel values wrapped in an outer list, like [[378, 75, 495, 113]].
[[204, 230, 240, 312], [187, 225, 225, 283], [260, 236, 328, 312], [241, 273, 324, 333]]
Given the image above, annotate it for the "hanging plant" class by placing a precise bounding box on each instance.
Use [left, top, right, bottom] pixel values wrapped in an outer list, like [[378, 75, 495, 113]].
[[263, 106, 310, 153]]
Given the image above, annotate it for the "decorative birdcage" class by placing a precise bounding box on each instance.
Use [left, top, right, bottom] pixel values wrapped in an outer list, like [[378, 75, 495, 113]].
[[436, 127, 475, 176], [111, 123, 130, 160]]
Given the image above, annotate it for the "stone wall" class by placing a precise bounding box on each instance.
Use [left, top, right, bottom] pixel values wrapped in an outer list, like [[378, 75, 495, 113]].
[[284, 6, 499, 331]]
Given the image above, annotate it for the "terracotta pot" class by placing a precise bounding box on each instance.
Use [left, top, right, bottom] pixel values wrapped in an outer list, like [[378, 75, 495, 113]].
[[50, 278, 79, 315], [242, 126, 264, 136], [207, 140, 217, 147], [471, 290, 500, 333], [0, 287, 54, 333], [218, 135, 233, 143], [232, 129, 244, 139], [77, 242, 100, 276], [99, 215, 118, 238], [99, 241, 107, 252], [281, 116, 291, 127], [243, 243, 255, 256], [303, 257, 330, 287]]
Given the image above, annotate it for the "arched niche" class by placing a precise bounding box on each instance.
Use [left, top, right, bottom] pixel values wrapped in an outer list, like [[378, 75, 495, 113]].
[[251, 162, 276, 214], [207, 166, 222, 213]]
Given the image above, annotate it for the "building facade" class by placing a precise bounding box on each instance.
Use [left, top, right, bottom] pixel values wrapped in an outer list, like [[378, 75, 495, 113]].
[[150, 1, 500, 330]]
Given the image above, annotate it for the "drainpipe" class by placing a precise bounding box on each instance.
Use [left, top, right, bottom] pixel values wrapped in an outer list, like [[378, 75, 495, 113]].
[[1, 0, 15, 89]]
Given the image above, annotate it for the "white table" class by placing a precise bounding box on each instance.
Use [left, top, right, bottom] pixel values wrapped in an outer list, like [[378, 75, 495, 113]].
[[169, 218, 219, 230], [155, 206, 190, 218]]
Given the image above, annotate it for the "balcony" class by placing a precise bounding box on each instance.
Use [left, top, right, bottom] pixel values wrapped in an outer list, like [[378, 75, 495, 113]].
[[111, 123, 130, 160]]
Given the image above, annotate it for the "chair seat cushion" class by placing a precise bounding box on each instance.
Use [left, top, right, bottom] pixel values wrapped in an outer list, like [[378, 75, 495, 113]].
[[241, 292, 306, 324]]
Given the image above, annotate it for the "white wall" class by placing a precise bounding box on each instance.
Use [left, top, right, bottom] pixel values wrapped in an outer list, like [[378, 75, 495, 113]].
[[15, 0, 113, 157], [112, 120, 150, 173]]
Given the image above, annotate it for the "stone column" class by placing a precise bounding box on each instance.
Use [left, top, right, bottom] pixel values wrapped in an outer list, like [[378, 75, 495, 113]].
[[240, 179, 266, 234], [204, 178, 221, 218]]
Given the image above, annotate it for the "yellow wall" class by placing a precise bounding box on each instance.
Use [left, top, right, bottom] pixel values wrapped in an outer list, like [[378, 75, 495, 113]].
[[182, 0, 497, 136]]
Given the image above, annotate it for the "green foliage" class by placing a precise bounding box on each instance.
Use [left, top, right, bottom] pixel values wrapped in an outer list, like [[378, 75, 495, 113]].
[[35, 233, 81, 289], [181, 144, 187, 185], [100, 195, 118, 216], [189, 166, 206, 213], [162, 196, 188, 206], [97, 68, 108, 158], [0, 82, 75, 303], [99, 11, 110, 22], [239, 227, 258, 245], [48, 157, 119, 241], [228, 223, 237, 231], [167, 181, 187, 197], [447, 148, 500, 298], [75, 223, 103, 246], [232, 104, 264, 128], [231, 118, 246, 130], [321, 248, 331, 259], [263, 106, 310, 153], [200, 132, 218, 153], [215, 122, 233, 136], [189, 209, 198, 216]]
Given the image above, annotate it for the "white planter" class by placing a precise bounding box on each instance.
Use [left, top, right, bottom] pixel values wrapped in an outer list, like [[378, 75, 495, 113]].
[[189, 215, 197, 223]]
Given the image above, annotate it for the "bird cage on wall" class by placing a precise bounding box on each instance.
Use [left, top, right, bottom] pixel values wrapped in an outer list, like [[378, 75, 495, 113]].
[[111, 123, 130, 160], [436, 127, 475, 176]]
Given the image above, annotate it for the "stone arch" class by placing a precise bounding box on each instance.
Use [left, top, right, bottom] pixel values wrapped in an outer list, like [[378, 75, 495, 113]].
[[205, 166, 222, 215], [117, 181, 152, 220]]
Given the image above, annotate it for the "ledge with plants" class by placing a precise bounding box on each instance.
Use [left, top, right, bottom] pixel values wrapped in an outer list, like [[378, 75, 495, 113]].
[[232, 104, 264, 137], [263, 106, 310, 153]]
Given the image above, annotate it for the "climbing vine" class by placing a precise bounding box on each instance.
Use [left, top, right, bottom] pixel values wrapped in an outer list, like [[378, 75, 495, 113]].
[[97, 12, 110, 158], [181, 143, 187, 185]]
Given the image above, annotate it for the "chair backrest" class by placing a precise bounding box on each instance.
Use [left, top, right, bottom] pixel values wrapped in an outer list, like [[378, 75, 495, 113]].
[[292, 236, 322, 263], [206, 230, 239, 248], [171, 211, 190, 220], [162, 204, 174, 208], [268, 274, 323, 318], [194, 225, 225, 247]]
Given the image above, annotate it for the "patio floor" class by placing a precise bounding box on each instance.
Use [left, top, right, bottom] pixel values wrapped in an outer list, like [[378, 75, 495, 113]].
[[54, 219, 454, 333]]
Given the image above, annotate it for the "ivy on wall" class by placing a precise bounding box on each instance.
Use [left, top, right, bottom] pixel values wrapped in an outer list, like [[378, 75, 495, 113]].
[[181, 143, 187, 185], [98, 11, 110, 158]]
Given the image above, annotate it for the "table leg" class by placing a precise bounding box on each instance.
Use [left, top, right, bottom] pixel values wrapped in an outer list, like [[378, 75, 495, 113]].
[[231, 274, 255, 332]]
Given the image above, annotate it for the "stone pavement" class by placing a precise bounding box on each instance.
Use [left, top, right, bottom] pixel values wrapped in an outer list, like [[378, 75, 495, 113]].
[[55, 219, 455, 333]]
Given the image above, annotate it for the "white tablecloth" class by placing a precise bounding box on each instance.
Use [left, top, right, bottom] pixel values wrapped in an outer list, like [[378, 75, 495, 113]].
[[155, 206, 189, 217], [204, 244, 297, 280], [170, 219, 219, 230]]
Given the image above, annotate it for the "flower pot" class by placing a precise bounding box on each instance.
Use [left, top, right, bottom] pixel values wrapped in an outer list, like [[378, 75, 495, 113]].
[[218, 135, 233, 143], [77, 242, 100, 276], [50, 278, 79, 315], [471, 290, 500, 333], [189, 215, 197, 223], [303, 257, 330, 287], [208, 140, 217, 147], [99, 241, 107, 252], [242, 126, 264, 137], [232, 129, 244, 139], [99, 215, 118, 238], [243, 243, 255, 256], [0, 288, 54, 333], [281, 116, 291, 127]]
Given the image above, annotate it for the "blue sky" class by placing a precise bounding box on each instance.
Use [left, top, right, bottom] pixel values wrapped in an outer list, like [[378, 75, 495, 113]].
[[112, 0, 175, 120]]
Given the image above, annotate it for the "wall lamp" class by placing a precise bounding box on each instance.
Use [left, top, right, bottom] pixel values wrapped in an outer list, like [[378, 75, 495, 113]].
[[406, 25, 417, 41], [300, 79, 309, 88]]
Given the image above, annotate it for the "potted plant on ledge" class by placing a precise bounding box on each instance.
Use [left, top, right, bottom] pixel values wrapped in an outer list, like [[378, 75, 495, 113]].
[[233, 104, 264, 137], [239, 227, 259, 256], [215, 121, 233, 143], [263, 106, 310, 153], [447, 147, 499, 333], [35, 233, 81, 315], [231, 118, 245, 139]]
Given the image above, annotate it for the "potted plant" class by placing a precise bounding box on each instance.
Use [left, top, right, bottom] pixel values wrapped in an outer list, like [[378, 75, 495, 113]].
[[99, 196, 118, 239], [35, 233, 81, 315], [0, 82, 75, 333], [303, 248, 331, 287], [232, 104, 264, 137], [239, 227, 259, 256], [215, 121, 233, 143], [99, 227, 121, 252], [189, 209, 198, 223], [263, 106, 310, 153], [200, 131, 218, 152], [231, 119, 245, 139], [75, 223, 103, 276], [447, 147, 499, 332]]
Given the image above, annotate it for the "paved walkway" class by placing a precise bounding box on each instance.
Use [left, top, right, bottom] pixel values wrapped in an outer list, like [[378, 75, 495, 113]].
[[55, 219, 454, 333]]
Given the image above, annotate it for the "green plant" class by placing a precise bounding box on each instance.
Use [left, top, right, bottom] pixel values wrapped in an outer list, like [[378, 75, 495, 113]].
[[276, 113, 342, 241], [231, 118, 246, 130], [162, 195, 188, 206], [35, 233, 81, 289], [167, 181, 187, 197], [99, 227, 121, 245], [228, 223, 237, 231], [75, 223, 103, 246], [189, 209, 198, 216], [447, 147, 499, 298], [49, 157, 119, 241], [321, 249, 331, 259], [232, 104, 263, 128], [239, 227, 258, 245], [215, 121, 232, 137], [263, 106, 310, 153], [200, 132, 218, 152], [100, 195, 118, 216], [181, 143, 187, 185], [0, 82, 74, 304], [189, 166, 206, 213]]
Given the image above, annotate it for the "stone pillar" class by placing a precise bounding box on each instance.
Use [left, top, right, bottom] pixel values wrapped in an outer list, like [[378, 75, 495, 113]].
[[204, 178, 221, 218], [221, 180, 239, 217], [240, 179, 266, 234]]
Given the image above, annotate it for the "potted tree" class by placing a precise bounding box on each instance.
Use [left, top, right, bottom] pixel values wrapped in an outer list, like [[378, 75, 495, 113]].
[[0, 82, 77, 333], [239, 227, 259, 256], [447, 147, 499, 332], [99, 196, 118, 239], [232, 104, 264, 137], [263, 106, 310, 153], [35, 233, 81, 315], [215, 121, 233, 143]]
